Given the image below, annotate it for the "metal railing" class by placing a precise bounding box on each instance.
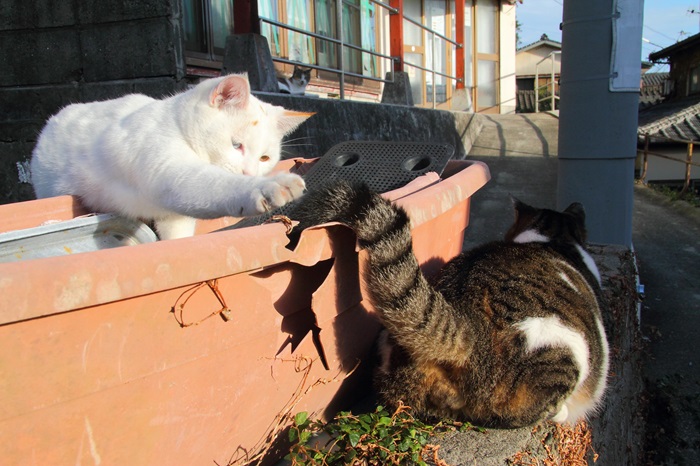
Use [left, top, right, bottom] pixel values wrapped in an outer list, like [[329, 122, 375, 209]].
[[260, 0, 462, 107], [535, 51, 560, 112], [260, 15, 397, 100], [639, 133, 700, 194]]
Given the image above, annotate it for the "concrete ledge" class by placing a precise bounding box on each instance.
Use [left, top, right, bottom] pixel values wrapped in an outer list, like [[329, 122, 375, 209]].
[[588, 244, 645, 466], [253, 92, 483, 161]]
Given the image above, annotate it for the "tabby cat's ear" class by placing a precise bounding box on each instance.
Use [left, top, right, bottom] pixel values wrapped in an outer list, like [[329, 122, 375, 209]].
[[510, 196, 537, 223], [210, 75, 250, 109], [278, 110, 315, 135], [564, 202, 586, 224]]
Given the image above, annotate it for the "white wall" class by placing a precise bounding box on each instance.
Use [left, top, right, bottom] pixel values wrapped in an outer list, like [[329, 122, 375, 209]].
[[638, 145, 700, 182], [499, 2, 517, 114]]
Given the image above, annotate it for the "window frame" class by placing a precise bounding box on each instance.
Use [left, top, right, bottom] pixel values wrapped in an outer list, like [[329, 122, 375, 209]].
[[184, 0, 234, 69], [688, 63, 700, 96], [472, 0, 500, 113]]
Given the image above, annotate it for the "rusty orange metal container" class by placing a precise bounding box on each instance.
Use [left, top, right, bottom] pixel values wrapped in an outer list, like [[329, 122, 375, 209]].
[[0, 158, 489, 465]]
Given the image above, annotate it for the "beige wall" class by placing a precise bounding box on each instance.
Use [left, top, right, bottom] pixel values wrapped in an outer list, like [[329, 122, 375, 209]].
[[516, 45, 561, 77]]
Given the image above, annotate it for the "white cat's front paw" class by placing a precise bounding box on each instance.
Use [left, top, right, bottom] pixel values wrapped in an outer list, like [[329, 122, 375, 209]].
[[251, 173, 306, 213]]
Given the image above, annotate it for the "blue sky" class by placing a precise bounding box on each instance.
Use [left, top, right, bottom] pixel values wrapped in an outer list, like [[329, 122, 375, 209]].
[[516, 0, 700, 72]]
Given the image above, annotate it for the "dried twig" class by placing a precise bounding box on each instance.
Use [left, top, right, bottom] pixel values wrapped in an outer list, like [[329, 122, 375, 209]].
[[509, 420, 596, 466], [170, 279, 232, 327], [265, 214, 294, 234], [226, 356, 360, 466]]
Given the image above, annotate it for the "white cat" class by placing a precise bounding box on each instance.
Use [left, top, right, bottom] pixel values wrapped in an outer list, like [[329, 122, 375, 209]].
[[31, 74, 313, 240]]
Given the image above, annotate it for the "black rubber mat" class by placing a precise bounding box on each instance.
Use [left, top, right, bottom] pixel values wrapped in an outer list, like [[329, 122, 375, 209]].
[[222, 140, 454, 230]]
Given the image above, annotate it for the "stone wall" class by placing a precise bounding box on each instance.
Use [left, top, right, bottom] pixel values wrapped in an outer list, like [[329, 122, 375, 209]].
[[0, 0, 188, 204]]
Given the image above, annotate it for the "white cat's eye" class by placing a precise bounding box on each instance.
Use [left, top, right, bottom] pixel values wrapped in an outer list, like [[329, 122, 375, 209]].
[[232, 142, 243, 151], [260, 155, 270, 162]]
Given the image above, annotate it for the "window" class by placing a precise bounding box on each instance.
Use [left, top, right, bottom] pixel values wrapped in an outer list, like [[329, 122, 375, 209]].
[[314, 0, 337, 69], [287, 0, 316, 64], [184, 0, 234, 66], [360, 1, 378, 77], [689, 64, 700, 95], [403, 0, 425, 104], [404, 0, 456, 108], [260, 0, 379, 82], [399, 0, 503, 111], [425, 0, 448, 104], [260, 1, 282, 56], [474, 0, 499, 112]]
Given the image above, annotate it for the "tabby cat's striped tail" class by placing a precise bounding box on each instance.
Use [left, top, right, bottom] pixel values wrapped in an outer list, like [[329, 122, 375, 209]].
[[290, 181, 474, 364]]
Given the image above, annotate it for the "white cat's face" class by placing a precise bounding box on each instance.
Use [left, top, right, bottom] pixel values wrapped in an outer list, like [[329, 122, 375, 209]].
[[220, 98, 284, 176], [193, 75, 313, 177]]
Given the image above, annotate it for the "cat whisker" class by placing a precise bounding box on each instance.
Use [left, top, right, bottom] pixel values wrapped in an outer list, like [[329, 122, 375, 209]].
[[282, 137, 313, 144]]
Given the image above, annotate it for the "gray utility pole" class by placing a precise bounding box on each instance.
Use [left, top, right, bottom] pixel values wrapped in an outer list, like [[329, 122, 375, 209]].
[[557, 0, 643, 246]]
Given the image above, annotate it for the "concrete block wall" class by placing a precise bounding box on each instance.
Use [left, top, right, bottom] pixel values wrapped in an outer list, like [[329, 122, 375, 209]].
[[253, 93, 482, 162], [0, 0, 188, 204]]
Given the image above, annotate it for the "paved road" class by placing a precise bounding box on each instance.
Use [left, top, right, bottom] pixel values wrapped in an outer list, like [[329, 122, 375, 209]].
[[463, 113, 559, 250], [633, 185, 700, 465], [465, 112, 700, 465]]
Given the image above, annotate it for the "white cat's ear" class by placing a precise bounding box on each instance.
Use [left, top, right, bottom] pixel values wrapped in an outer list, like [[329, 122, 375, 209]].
[[210, 75, 250, 109], [278, 110, 315, 135]]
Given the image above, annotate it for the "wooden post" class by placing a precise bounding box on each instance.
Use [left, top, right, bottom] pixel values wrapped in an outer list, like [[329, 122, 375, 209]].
[[233, 0, 260, 34], [389, 0, 404, 72], [455, 0, 465, 90], [682, 142, 693, 195]]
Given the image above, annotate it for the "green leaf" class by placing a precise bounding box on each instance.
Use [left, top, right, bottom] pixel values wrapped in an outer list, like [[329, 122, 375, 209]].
[[348, 431, 361, 447], [294, 412, 309, 426], [344, 448, 358, 462], [288, 427, 298, 443]]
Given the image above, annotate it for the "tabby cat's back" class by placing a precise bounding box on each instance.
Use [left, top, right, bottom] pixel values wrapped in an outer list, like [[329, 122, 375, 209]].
[[289, 182, 609, 428]]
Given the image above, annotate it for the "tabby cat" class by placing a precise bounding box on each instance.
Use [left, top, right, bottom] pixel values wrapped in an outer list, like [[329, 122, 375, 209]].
[[289, 182, 609, 428]]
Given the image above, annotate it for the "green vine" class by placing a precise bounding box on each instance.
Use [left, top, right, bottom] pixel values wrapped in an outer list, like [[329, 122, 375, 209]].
[[286, 403, 483, 465]]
